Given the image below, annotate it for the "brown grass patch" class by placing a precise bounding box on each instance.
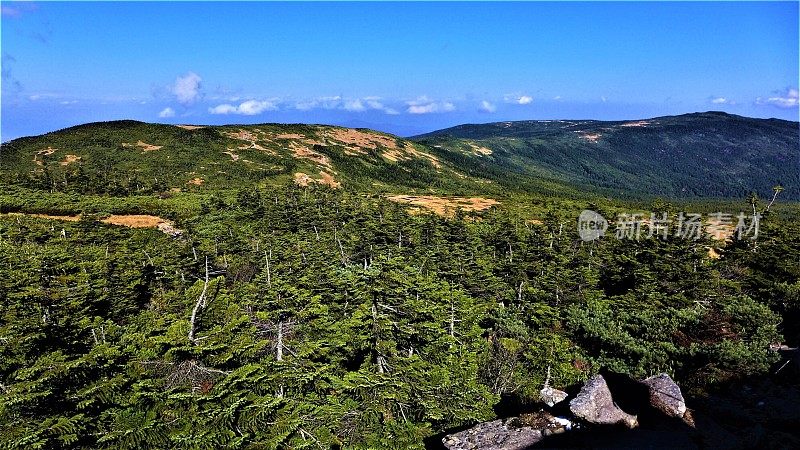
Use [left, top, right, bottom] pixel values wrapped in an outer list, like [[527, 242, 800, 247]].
[[187, 177, 204, 186], [102, 214, 164, 228], [327, 128, 399, 150], [387, 195, 499, 216], [290, 142, 331, 168], [381, 142, 441, 168], [60, 154, 81, 165], [176, 125, 205, 130]]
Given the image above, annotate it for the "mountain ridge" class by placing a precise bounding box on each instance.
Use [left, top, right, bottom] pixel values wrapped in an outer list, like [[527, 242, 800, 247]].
[[1, 111, 797, 201]]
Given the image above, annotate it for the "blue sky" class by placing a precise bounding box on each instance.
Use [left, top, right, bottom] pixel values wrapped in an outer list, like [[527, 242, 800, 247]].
[[2, 1, 798, 140]]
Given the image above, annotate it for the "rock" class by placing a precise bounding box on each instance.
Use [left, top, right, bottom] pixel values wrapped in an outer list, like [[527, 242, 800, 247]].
[[540, 386, 569, 407], [569, 375, 638, 428], [642, 373, 686, 418], [442, 419, 543, 450]]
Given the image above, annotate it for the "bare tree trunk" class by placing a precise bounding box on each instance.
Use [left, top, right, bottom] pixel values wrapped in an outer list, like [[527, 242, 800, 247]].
[[334, 227, 346, 266], [188, 257, 210, 344], [449, 302, 455, 337], [276, 320, 283, 361], [264, 250, 271, 287]]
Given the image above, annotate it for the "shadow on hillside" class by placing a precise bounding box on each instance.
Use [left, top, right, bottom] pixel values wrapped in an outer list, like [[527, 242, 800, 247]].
[[426, 352, 800, 449]]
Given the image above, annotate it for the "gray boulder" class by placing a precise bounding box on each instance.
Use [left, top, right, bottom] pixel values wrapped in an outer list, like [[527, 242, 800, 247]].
[[540, 386, 569, 407], [569, 375, 638, 428], [442, 419, 543, 450], [642, 373, 687, 418]]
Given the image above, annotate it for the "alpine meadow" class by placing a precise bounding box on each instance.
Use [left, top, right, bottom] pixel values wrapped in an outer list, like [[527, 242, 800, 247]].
[[1, 2, 799, 449]]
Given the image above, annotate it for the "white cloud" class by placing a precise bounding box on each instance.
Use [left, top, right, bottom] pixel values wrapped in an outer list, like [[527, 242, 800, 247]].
[[517, 95, 533, 105], [158, 107, 176, 118], [757, 88, 799, 109], [363, 96, 400, 115], [406, 96, 456, 114], [343, 99, 366, 112], [172, 72, 202, 105], [710, 97, 729, 104], [505, 94, 533, 105], [60, 100, 78, 105], [296, 95, 398, 115], [553, 95, 562, 101], [478, 100, 496, 113], [600, 96, 608, 103], [209, 99, 278, 115]]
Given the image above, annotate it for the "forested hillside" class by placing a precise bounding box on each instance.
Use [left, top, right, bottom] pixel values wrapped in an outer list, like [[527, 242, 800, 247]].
[[1, 117, 798, 448], [414, 112, 799, 200]]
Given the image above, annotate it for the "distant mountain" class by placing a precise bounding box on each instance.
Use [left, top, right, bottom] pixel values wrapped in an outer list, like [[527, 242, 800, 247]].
[[413, 112, 799, 200]]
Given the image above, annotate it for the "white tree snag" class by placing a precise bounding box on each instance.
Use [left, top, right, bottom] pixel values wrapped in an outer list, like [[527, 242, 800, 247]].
[[276, 320, 284, 362], [188, 257, 210, 344]]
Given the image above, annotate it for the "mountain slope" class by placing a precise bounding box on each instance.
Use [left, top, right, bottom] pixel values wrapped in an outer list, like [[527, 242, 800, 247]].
[[413, 112, 799, 200], [0, 120, 508, 196]]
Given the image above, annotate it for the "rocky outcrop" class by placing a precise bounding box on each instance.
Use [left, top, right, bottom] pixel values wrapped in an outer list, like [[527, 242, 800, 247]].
[[442, 371, 696, 448], [442, 412, 576, 450], [569, 375, 638, 428], [441, 418, 543, 450], [643, 373, 687, 418]]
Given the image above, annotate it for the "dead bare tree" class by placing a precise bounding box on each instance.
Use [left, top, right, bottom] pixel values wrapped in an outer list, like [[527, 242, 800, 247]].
[[765, 185, 784, 212], [188, 257, 210, 344]]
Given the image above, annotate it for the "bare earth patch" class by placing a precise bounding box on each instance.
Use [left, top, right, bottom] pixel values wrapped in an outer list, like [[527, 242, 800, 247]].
[[468, 142, 493, 156], [122, 141, 163, 152], [223, 150, 240, 161], [387, 195, 499, 216], [293, 171, 340, 188], [176, 125, 205, 130], [276, 133, 306, 140], [224, 129, 259, 142], [187, 177, 204, 186], [575, 131, 602, 143], [2, 213, 182, 236], [318, 171, 340, 188], [294, 172, 312, 187], [60, 154, 81, 165], [5, 212, 81, 221], [33, 147, 58, 165], [705, 219, 735, 241], [619, 120, 653, 128]]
